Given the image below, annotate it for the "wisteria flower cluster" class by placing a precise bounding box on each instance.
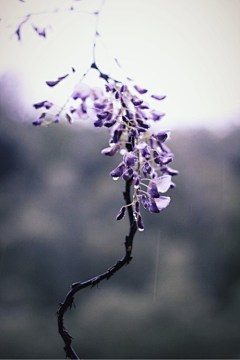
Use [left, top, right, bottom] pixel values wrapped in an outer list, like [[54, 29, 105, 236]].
[[33, 71, 178, 232]]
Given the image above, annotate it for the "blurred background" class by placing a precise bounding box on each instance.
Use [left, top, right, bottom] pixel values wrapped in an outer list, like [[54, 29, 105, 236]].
[[0, 0, 240, 358]]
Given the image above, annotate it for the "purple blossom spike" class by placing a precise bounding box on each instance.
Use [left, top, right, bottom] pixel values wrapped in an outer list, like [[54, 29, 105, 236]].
[[134, 85, 148, 94], [151, 94, 166, 100], [46, 74, 69, 87], [101, 143, 121, 156], [116, 206, 126, 220]]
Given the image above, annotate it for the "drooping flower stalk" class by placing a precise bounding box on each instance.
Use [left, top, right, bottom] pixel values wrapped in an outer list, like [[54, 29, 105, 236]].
[[16, 0, 178, 358]]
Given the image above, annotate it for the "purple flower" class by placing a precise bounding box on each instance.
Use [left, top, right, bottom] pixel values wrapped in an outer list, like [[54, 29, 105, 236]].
[[137, 214, 144, 231], [133, 175, 141, 187], [97, 111, 109, 120], [142, 161, 152, 177], [139, 103, 149, 110], [101, 143, 121, 156], [131, 96, 143, 106], [151, 175, 172, 193], [90, 86, 104, 100], [66, 113, 72, 124], [124, 152, 138, 167], [134, 85, 148, 94], [159, 153, 174, 165], [153, 131, 171, 143], [33, 100, 53, 110], [54, 114, 60, 123], [104, 119, 117, 128], [162, 166, 179, 176], [116, 206, 126, 220], [32, 112, 45, 126], [137, 217, 144, 230], [32, 119, 43, 126], [94, 118, 103, 127], [32, 25, 46, 38], [151, 94, 166, 100], [148, 183, 160, 198], [33, 101, 46, 109], [141, 195, 149, 209], [94, 101, 107, 110], [135, 200, 140, 213], [122, 167, 134, 181], [46, 74, 69, 87], [150, 110, 165, 121], [72, 82, 91, 100], [120, 84, 128, 92], [141, 145, 151, 160], [110, 162, 126, 178], [149, 196, 171, 213]]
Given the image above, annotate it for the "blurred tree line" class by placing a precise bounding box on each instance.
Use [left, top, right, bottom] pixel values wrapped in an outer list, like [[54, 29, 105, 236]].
[[0, 75, 240, 358]]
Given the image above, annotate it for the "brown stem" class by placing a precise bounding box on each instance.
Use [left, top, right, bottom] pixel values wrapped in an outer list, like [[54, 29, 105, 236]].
[[56, 179, 137, 359]]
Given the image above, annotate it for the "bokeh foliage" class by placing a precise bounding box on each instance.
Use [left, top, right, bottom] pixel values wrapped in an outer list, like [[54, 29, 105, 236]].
[[0, 77, 240, 358]]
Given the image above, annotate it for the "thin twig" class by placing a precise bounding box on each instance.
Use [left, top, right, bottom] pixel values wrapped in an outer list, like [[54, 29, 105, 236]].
[[56, 179, 137, 359]]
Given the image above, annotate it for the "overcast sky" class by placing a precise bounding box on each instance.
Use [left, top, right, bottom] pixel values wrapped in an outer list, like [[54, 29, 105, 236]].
[[0, 0, 240, 131]]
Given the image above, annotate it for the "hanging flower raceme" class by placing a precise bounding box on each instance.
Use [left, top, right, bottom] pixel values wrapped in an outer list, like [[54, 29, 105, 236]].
[[32, 73, 178, 231]]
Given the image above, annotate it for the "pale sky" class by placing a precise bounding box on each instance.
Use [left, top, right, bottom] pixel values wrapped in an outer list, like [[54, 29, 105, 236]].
[[0, 0, 240, 131]]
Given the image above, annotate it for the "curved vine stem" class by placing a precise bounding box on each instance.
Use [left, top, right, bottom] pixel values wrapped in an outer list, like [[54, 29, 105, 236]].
[[56, 178, 137, 359]]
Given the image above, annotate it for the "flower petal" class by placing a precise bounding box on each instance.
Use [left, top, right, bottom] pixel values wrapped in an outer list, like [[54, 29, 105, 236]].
[[134, 85, 148, 94], [101, 143, 121, 156], [151, 94, 166, 100], [46, 74, 69, 87], [116, 206, 126, 220], [155, 196, 171, 210], [154, 175, 172, 193]]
